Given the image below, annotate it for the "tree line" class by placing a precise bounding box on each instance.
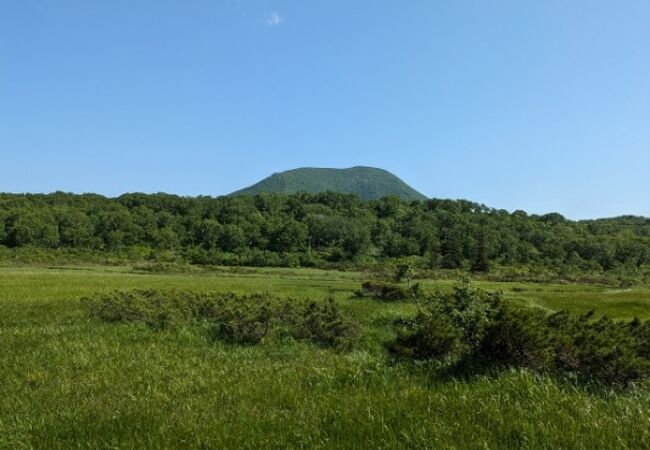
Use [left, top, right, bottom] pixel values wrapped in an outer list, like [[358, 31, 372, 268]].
[[0, 191, 648, 275]]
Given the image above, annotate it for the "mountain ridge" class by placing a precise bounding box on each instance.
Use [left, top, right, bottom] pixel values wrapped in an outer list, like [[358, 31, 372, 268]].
[[230, 166, 427, 201]]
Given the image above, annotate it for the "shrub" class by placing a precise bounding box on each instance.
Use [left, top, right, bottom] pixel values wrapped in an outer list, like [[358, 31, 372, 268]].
[[389, 281, 650, 385], [293, 298, 359, 350], [83, 290, 359, 350], [356, 281, 420, 301], [82, 289, 196, 330], [546, 311, 650, 385], [480, 306, 551, 369], [389, 281, 501, 363], [132, 261, 199, 273], [389, 310, 461, 360], [206, 295, 274, 344], [483, 308, 650, 384]]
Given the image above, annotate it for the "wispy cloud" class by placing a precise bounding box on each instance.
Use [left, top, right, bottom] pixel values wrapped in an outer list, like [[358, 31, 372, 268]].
[[266, 12, 283, 26]]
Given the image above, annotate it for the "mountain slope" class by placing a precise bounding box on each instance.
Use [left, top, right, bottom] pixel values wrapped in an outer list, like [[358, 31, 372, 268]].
[[230, 166, 427, 201]]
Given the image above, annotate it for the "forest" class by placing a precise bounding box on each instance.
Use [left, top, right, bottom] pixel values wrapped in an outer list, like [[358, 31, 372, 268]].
[[1, 191, 648, 281]]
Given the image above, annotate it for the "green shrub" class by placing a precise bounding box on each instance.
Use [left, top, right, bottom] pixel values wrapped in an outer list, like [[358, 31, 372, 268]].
[[389, 281, 501, 363], [83, 290, 359, 350], [356, 280, 420, 301], [480, 305, 552, 369], [547, 311, 650, 385], [81, 289, 196, 330], [207, 298, 273, 345], [293, 298, 359, 350], [389, 310, 461, 360], [389, 281, 650, 385], [132, 261, 199, 273], [483, 308, 650, 384]]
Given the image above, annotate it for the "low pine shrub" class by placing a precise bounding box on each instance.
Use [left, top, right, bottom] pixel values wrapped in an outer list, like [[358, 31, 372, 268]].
[[81, 289, 198, 330], [389, 281, 650, 385], [356, 280, 420, 301], [547, 311, 650, 385], [293, 298, 359, 350], [480, 305, 552, 369], [83, 290, 359, 350], [389, 281, 501, 363], [131, 261, 199, 273], [206, 295, 274, 345]]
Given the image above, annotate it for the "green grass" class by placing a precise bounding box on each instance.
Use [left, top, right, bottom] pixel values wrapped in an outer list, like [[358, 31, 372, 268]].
[[1, 266, 650, 449]]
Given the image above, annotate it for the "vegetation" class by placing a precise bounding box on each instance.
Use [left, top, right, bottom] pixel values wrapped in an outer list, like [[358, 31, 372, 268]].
[[230, 166, 427, 200], [1, 191, 649, 285], [84, 289, 359, 349], [1, 266, 650, 448], [356, 280, 412, 301], [1, 187, 649, 446], [390, 281, 650, 385]]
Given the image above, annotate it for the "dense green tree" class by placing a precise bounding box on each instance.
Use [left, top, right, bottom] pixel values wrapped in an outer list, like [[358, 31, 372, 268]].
[[341, 221, 371, 257], [440, 225, 464, 269], [219, 224, 246, 252], [0, 210, 8, 245], [375, 195, 402, 219], [54, 207, 95, 247], [267, 216, 308, 253], [383, 233, 420, 257], [0, 192, 647, 274], [197, 219, 222, 250], [5, 209, 59, 248], [471, 225, 490, 273]]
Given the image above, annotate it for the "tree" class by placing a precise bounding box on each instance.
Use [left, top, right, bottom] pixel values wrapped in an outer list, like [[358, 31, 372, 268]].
[[93, 207, 138, 250], [471, 225, 489, 273], [440, 226, 464, 269], [341, 222, 371, 257], [54, 207, 95, 247], [218, 224, 246, 252], [5, 209, 59, 248], [198, 219, 222, 250], [153, 227, 180, 250], [0, 210, 8, 245], [375, 195, 402, 219], [0, 192, 648, 277], [268, 217, 308, 253]]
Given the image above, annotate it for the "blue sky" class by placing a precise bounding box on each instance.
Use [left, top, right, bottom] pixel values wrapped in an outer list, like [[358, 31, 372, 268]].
[[1, 0, 648, 219]]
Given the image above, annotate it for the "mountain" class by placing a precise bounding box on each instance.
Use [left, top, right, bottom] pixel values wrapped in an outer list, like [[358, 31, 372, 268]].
[[230, 166, 427, 201]]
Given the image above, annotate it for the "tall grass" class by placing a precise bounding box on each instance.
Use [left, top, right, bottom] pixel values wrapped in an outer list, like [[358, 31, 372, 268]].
[[1, 266, 649, 448]]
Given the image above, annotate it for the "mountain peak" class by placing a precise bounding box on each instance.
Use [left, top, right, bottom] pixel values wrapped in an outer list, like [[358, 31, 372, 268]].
[[230, 166, 427, 201]]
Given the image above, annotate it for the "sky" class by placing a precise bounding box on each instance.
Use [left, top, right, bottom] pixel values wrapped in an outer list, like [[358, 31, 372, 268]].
[[1, 0, 648, 219]]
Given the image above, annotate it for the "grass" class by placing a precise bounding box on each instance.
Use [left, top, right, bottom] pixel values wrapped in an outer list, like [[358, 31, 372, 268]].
[[1, 265, 650, 449]]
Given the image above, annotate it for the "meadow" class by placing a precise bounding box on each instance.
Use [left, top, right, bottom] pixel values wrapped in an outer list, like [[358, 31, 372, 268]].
[[1, 265, 649, 449]]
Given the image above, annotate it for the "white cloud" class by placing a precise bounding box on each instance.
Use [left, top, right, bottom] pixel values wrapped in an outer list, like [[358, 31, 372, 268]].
[[266, 12, 283, 26]]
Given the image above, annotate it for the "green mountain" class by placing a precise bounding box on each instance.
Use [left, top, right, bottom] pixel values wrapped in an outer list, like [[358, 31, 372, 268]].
[[230, 166, 427, 201]]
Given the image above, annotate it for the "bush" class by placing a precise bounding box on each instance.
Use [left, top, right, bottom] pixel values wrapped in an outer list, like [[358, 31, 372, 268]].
[[356, 280, 420, 301], [83, 290, 359, 350], [547, 311, 650, 385], [389, 281, 501, 362], [389, 281, 650, 385], [293, 298, 359, 350], [207, 296, 273, 344], [388, 310, 461, 360], [132, 261, 199, 273], [480, 305, 553, 369]]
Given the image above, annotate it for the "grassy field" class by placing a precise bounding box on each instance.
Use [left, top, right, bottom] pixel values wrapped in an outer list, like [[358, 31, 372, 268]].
[[1, 265, 649, 449]]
